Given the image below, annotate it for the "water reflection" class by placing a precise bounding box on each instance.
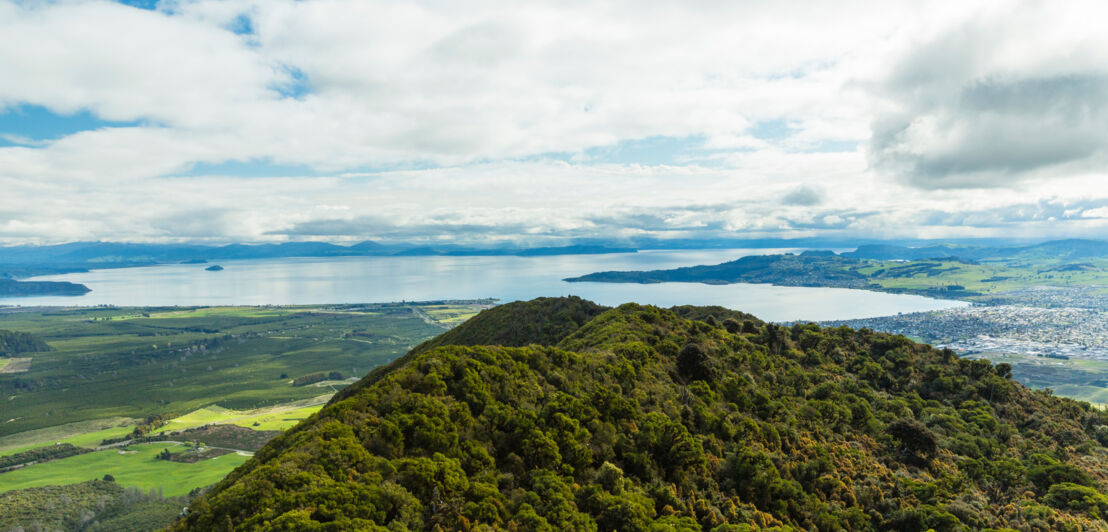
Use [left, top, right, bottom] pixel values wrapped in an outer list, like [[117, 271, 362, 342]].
[[2, 249, 968, 322]]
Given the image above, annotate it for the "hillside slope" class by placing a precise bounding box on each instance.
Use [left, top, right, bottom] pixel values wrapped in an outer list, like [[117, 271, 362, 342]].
[[173, 298, 1108, 531]]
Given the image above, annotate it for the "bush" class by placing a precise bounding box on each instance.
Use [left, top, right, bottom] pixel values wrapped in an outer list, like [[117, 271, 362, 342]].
[[1044, 483, 1108, 518], [677, 343, 713, 381], [1029, 463, 1096, 493], [887, 418, 938, 465]]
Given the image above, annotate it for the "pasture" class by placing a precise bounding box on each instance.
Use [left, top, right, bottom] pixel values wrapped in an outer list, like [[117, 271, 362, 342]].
[[0, 442, 248, 497], [0, 304, 462, 438]]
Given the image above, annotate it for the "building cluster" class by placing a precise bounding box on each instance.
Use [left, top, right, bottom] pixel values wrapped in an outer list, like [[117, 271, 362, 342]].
[[824, 293, 1108, 361]]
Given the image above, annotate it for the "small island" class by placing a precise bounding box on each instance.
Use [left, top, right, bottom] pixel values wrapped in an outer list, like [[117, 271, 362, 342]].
[[205, 265, 224, 272]]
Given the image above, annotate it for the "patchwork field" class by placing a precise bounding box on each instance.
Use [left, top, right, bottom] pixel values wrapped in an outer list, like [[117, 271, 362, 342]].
[[0, 303, 481, 438], [0, 301, 486, 501]]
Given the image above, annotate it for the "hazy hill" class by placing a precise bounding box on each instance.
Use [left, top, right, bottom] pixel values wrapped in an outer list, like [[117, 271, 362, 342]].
[[565, 253, 870, 288], [0, 278, 91, 297], [0, 242, 638, 273], [172, 297, 1108, 531], [843, 239, 1108, 262]]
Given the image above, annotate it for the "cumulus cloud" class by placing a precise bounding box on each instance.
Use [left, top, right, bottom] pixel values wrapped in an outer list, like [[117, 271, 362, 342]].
[[867, 1, 1108, 188], [0, 0, 1106, 243], [782, 186, 824, 206]]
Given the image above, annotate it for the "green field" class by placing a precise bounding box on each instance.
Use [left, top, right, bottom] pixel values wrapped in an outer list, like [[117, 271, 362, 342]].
[[0, 303, 480, 438], [0, 302, 489, 507], [0, 417, 137, 456], [0, 442, 248, 496], [854, 257, 1108, 298], [154, 400, 326, 434], [962, 350, 1108, 405]]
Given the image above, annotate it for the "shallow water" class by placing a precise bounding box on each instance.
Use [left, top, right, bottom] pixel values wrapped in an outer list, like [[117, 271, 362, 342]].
[[1, 249, 968, 322]]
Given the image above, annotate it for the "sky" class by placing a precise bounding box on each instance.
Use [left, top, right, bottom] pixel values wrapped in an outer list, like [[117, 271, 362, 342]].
[[1, 0, 1107, 245]]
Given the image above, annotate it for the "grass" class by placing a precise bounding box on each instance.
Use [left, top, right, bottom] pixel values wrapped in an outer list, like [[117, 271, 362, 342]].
[[0, 442, 248, 497], [154, 398, 328, 434], [0, 305, 451, 437], [0, 303, 485, 495], [421, 304, 487, 326], [229, 404, 323, 431], [851, 257, 1108, 298], [1050, 385, 1108, 404], [155, 406, 235, 432], [0, 417, 138, 456], [964, 350, 1108, 404], [0, 359, 7, 371]]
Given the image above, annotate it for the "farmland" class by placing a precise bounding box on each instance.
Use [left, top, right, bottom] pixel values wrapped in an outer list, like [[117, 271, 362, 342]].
[[0, 303, 481, 438], [0, 301, 486, 501], [0, 442, 248, 497]]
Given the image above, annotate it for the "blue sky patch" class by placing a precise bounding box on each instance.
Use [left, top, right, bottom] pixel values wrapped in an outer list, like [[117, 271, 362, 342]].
[[116, 0, 159, 10], [0, 105, 140, 146], [229, 14, 254, 36], [273, 67, 311, 99]]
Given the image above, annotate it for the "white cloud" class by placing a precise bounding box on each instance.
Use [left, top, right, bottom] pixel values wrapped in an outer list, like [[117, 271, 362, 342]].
[[0, 0, 1105, 243]]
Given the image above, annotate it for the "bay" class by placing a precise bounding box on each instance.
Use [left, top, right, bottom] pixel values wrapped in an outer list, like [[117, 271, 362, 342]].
[[0, 249, 967, 322]]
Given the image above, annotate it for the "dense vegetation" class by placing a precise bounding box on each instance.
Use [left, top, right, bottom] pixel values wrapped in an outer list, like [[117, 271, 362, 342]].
[[173, 298, 1108, 531], [0, 329, 51, 356], [0, 479, 189, 531]]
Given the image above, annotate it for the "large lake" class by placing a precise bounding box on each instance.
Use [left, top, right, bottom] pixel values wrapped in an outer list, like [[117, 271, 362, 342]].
[[1, 249, 967, 322]]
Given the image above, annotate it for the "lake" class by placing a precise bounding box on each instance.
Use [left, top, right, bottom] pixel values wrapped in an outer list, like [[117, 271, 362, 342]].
[[0, 249, 968, 322]]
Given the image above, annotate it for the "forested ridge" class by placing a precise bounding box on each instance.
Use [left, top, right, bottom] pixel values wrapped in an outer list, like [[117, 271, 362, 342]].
[[172, 297, 1108, 531]]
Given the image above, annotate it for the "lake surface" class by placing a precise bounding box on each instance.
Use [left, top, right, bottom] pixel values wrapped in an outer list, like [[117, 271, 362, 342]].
[[1, 249, 968, 322]]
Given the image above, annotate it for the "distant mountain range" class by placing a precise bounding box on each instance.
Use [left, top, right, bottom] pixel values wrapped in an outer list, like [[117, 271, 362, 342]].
[[0, 242, 637, 277], [0, 236, 1077, 274]]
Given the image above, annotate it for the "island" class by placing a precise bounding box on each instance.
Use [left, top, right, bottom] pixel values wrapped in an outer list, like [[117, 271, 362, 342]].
[[205, 265, 224, 272], [0, 278, 91, 297]]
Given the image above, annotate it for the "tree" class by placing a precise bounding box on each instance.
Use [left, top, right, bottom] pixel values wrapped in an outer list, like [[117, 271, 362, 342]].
[[887, 418, 937, 465], [677, 343, 713, 381]]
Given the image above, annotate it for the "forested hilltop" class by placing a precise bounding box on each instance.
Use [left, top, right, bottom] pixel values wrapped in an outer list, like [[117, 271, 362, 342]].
[[173, 297, 1108, 531]]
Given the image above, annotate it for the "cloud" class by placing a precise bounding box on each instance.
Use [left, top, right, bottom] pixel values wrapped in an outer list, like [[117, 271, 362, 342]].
[[0, 0, 1107, 244], [867, 1, 1108, 188], [782, 186, 823, 206]]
